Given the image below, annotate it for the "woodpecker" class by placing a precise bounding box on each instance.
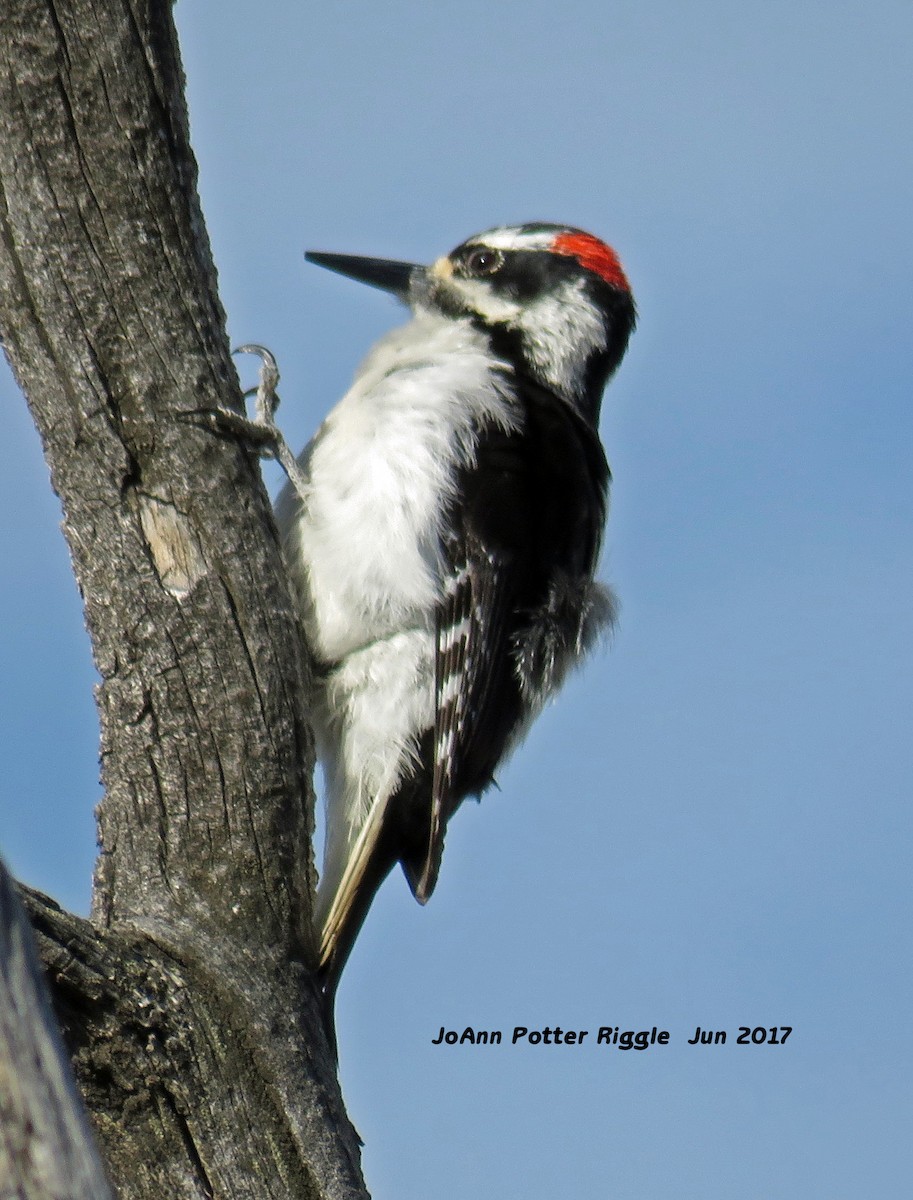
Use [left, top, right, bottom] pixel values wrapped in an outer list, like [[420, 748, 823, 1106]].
[[275, 223, 636, 1003]]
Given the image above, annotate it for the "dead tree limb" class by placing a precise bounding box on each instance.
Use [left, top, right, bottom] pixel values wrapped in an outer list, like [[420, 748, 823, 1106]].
[[0, 860, 114, 1200]]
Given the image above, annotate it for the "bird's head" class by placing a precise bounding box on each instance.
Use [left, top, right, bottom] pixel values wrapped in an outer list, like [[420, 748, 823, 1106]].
[[306, 223, 636, 420]]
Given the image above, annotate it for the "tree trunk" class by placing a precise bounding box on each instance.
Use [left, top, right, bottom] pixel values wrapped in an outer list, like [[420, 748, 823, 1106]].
[[0, 1, 367, 1195]]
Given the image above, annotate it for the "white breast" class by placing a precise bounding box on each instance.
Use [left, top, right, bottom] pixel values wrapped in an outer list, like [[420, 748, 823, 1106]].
[[281, 311, 519, 664]]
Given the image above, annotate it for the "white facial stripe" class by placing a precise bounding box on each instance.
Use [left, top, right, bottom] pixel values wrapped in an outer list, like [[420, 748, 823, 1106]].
[[465, 227, 558, 253], [435, 268, 606, 400], [445, 275, 521, 322], [430, 230, 609, 402], [514, 277, 607, 399]]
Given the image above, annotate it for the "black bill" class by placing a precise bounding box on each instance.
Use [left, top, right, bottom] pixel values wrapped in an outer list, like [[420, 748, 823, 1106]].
[[305, 251, 420, 297]]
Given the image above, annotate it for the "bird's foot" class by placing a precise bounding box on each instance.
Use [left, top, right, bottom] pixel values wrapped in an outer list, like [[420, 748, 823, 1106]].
[[191, 345, 309, 503]]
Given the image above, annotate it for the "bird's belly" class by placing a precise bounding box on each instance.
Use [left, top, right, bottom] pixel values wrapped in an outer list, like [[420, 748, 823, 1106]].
[[315, 627, 435, 819], [295, 429, 447, 663]]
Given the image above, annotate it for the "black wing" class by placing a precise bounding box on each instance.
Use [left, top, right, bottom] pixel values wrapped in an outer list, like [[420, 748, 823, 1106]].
[[407, 380, 610, 901]]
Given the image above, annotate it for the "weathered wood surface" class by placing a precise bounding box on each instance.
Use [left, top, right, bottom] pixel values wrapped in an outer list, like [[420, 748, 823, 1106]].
[[0, 2, 368, 1195]]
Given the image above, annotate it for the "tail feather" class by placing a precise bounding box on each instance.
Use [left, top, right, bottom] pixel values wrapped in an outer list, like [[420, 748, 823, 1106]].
[[316, 791, 389, 971]]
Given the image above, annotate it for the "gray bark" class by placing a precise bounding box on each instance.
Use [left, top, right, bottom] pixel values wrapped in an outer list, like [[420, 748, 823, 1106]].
[[0, 861, 114, 1200], [0, 1, 367, 1195]]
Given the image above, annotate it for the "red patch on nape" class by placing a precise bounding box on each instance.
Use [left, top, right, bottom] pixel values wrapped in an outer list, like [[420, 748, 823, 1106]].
[[552, 231, 630, 292]]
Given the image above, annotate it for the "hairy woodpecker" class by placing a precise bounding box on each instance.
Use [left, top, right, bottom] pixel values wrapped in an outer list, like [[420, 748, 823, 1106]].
[[275, 223, 636, 1001]]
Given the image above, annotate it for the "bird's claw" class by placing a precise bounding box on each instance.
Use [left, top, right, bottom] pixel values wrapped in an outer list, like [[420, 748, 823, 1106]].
[[228, 344, 309, 502], [234, 344, 281, 426]]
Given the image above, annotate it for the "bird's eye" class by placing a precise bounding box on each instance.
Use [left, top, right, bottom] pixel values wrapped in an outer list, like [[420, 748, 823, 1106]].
[[464, 247, 503, 276]]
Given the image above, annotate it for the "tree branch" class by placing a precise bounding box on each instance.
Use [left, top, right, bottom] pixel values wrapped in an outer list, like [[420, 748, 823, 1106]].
[[0, 861, 114, 1200]]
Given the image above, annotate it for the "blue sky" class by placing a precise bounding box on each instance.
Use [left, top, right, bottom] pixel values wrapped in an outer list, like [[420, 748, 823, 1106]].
[[2, 1, 911, 1195]]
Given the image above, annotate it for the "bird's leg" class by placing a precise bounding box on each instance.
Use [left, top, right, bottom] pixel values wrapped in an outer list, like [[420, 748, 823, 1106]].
[[189, 344, 309, 503], [233, 344, 311, 501]]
